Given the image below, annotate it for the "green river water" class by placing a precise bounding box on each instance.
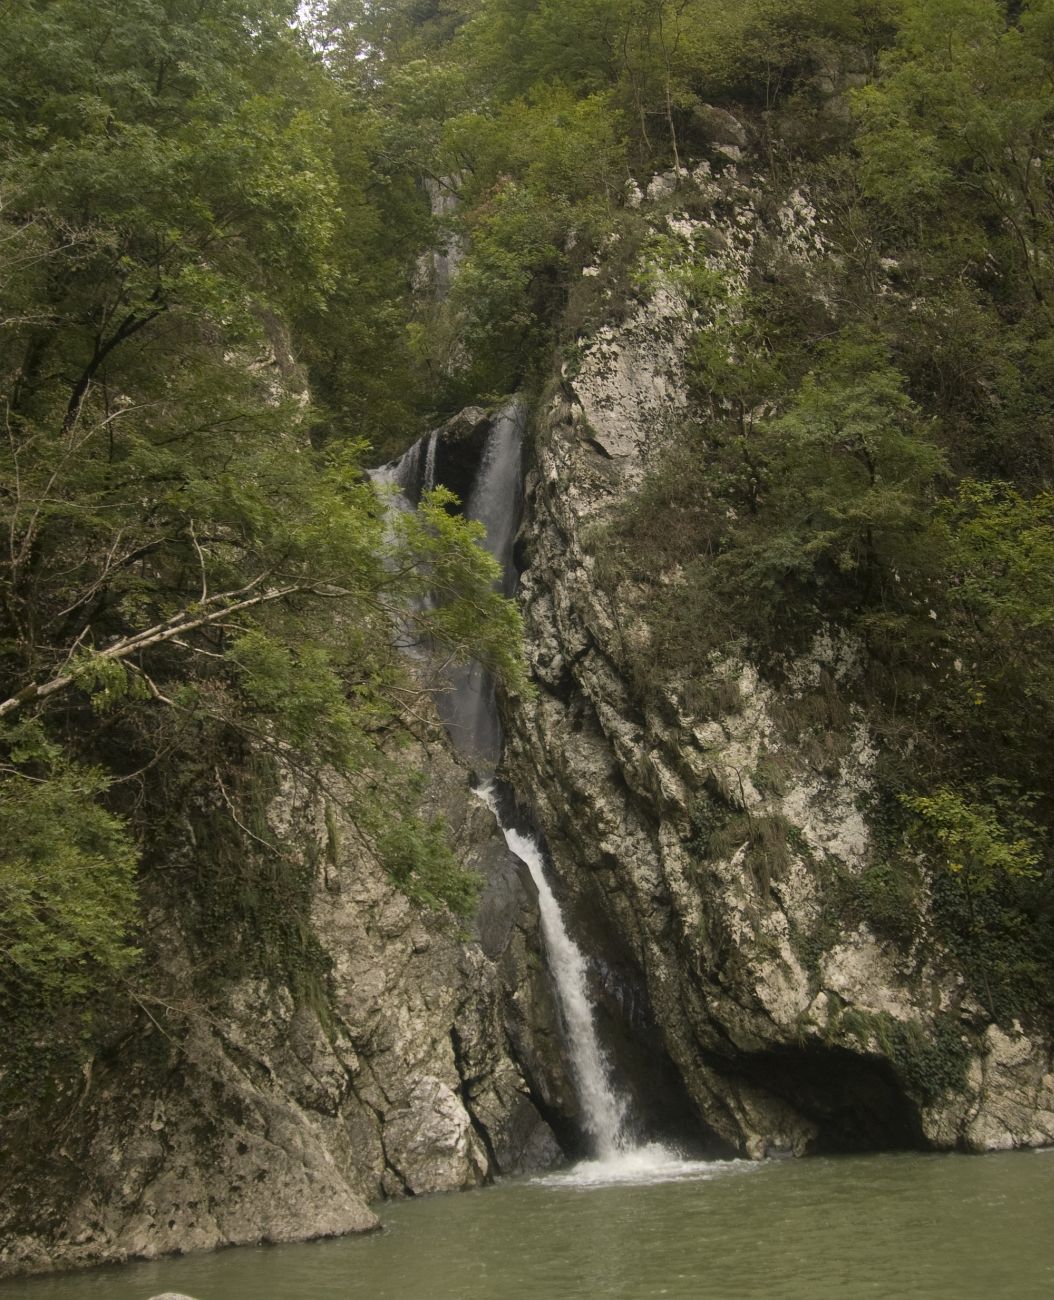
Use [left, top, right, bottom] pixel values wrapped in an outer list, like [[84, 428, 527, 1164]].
[[7, 1148, 1053, 1299]]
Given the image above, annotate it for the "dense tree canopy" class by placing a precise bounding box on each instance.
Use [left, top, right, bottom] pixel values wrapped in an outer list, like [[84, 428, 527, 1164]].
[[0, 0, 522, 1077]]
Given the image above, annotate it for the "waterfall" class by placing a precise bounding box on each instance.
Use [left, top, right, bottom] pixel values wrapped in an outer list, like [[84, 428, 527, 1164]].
[[423, 428, 439, 494], [371, 429, 435, 503], [372, 403, 630, 1152], [372, 403, 715, 1182], [432, 403, 629, 1158], [462, 406, 523, 599], [476, 785, 627, 1157], [474, 802, 721, 1187], [433, 404, 525, 767]]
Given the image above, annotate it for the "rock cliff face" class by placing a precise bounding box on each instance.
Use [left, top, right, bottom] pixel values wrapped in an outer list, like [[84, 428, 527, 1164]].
[[504, 158, 1054, 1159], [0, 731, 573, 1279]]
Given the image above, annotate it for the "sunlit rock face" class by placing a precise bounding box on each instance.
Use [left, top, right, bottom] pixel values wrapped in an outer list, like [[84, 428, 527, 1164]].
[[503, 158, 1054, 1160]]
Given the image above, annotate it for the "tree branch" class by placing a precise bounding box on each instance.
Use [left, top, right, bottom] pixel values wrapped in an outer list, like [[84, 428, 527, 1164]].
[[0, 578, 302, 719]]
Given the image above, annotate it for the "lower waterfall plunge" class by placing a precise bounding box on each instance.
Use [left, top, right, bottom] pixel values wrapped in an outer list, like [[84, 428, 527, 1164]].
[[374, 405, 716, 1183], [476, 782, 627, 1158], [476, 782, 722, 1186]]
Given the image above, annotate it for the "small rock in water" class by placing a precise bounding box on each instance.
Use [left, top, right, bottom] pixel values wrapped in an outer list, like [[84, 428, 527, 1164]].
[[147, 1293, 198, 1299]]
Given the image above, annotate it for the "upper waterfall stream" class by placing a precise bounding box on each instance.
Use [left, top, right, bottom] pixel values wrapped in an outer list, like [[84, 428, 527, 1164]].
[[434, 405, 524, 766]]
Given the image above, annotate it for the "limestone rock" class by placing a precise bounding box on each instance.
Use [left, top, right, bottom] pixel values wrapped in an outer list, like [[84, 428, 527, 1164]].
[[503, 157, 1054, 1160], [0, 733, 570, 1281], [692, 103, 748, 148]]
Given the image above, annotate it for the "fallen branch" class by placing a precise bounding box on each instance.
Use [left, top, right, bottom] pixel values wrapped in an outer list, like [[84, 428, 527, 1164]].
[[0, 578, 303, 719]]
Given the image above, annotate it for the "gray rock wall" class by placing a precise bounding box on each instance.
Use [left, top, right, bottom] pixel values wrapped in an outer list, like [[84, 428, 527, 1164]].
[[504, 160, 1054, 1159], [0, 733, 573, 1279]]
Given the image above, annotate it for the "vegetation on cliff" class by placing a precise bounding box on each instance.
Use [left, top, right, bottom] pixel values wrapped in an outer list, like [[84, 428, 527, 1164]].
[[322, 0, 1054, 1019], [599, 0, 1054, 1018], [0, 0, 523, 1093], [3, 0, 1054, 1106]]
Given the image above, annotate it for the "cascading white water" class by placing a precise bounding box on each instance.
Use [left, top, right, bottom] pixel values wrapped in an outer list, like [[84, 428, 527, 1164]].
[[371, 426, 438, 503], [370, 436, 424, 502], [373, 405, 628, 1152], [476, 784, 627, 1157], [434, 403, 525, 767], [477, 785, 727, 1188], [463, 407, 523, 599], [372, 403, 721, 1186], [368, 438, 439, 660], [423, 428, 439, 494]]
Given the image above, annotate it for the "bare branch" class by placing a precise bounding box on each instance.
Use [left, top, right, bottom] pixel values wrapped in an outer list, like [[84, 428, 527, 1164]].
[[188, 519, 208, 602], [0, 578, 302, 719]]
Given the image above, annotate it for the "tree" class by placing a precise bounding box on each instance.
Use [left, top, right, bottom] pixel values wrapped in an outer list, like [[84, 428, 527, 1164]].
[[0, 0, 526, 1043], [855, 0, 1054, 310]]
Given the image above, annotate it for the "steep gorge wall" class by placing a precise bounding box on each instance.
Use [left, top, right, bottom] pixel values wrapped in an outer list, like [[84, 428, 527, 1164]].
[[504, 151, 1054, 1158], [7, 109, 1054, 1288], [0, 722, 574, 1279]]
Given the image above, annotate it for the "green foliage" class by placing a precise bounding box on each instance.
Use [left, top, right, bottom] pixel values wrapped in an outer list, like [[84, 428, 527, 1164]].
[[719, 338, 944, 631], [844, 860, 923, 948], [930, 864, 1054, 1023], [377, 814, 482, 916], [894, 1016, 971, 1105], [438, 86, 626, 393], [309, 0, 898, 403], [855, 0, 1054, 310], [337, 0, 903, 394], [0, 0, 530, 1087], [584, 0, 1054, 1019], [394, 487, 530, 692], [0, 724, 138, 1001], [608, 330, 947, 678], [5, 0, 1054, 1120], [462, 0, 897, 137], [903, 789, 1041, 890], [840, 1010, 971, 1106], [70, 655, 151, 715], [304, 0, 1054, 1028], [229, 630, 375, 770], [938, 482, 1054, 678], [169, 748, 335, 998], [697, 807, 795, 898]]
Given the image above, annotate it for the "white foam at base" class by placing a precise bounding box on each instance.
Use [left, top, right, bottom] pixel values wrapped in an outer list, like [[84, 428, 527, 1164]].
[[532, 1144, 754, 1190]]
